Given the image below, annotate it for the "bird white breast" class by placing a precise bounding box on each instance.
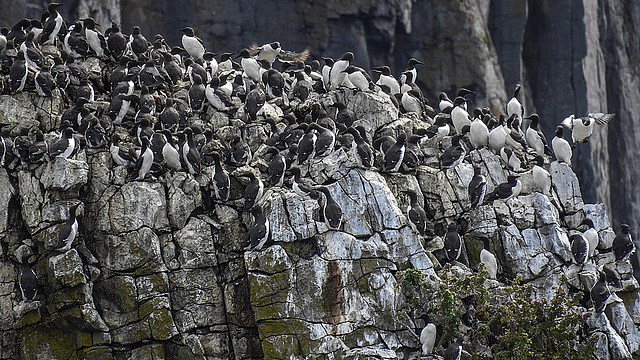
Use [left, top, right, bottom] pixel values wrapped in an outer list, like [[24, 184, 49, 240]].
[[322, 65, 331, 87], [86, 29, 103, 57], [480, 248, 497, 279], [584, 228, 599, 257], [532, 165, 551, 195], [488, 126, 507, 153], [377, 74, 400, 95], [138, 148, 153, 179], [182, 35, 205, 59], [206, 86, 227, 111], [59, 137, 75, 159], [571, 119, 594, 143], [163, 144, 181, 170], [348, 71, 369, 91], [439, 99, 453, 111], [507, 98, 523, 120], [329, 60, 349, 89], [451, 107, 471, 133], [525, 128, 544, 155], [420, 323, 437, 355], [241, 57, 261, 82], [552, 137, 572, 163], [110, 144, 126, 166], [469, 119, 489, 148], [401, 92, 421, 114]]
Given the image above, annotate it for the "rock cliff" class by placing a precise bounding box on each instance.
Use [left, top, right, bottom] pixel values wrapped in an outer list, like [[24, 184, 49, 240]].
[[1, 0, 640, 359], [0, 85, 638, 359]]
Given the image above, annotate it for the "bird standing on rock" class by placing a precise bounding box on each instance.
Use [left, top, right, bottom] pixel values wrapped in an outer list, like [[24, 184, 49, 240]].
[[403, 189, 429, 236], [57, 203, 80, 252], [552, 125, 572, 164], [613, 224, 635, 261]]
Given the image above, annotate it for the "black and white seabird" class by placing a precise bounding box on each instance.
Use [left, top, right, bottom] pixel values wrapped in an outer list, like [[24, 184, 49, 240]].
[[342, 65, 374, 92], [484, 175, 522, 203], [613, 224, 635, 261], [229, 135, 251, 167], [34, 67, 56, 97], [499, 146, 523, 172], [266, 147, 286, 187], [57, 203, 80, 252], [19, 255, 38, 302], [315, 186, 343, 230], [444, 223, 462, 263], [64, 22, 90, 59], [241, 171, 264, 211], [182, 128, 201, 175], [159, 98, 181, 133], [440, 134, 466, 168], [107, 21, 127, 60], [444, 337, 464, 360], [590, 271, 611, 313], [110, 134, 133, 167], [40, 2, 65, 45], [245, 84, 266, 121], [210, 152, 230, 202], [506, 84, 524, 125], [206, 76, 234, 111], [82, 17, 107, 57], [160, 130, 181, 172], [580, 218, 599, 258], [344, 127, 374, 168], [468, 166, 486, 209], [552, 125, 572, 164], [451, 97, 471, 134], [374, 65, 400, 95], [129, 25, 150, 58], [329, 52, 354, 90], [247, 204, 270, 251], [400, 58, 423, 93], [9, 51, 28, 93], [531, 155, 551, 196], [525, 114, 552, 157], [488, 114, 509, 154], [297, 128, 317, 165], [49, 127, 76, 159], [469, 114, 489, 149], [403, 189, 429, 236], [288, 167, 315, 197], [188, 73, 206, 112], [384, 133, 407, 172], [180, 27, 205, 60], [308, 123, 335, 158], [134, 136, 154, 181], [561, 113, 615, 145], [570, 233, 590, 265], [237, 48, 261, 83], [28, 130, 48, 164]]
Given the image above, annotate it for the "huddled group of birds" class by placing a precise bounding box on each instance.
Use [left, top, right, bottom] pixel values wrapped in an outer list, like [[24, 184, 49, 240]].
[[1, 3, 631, 358]]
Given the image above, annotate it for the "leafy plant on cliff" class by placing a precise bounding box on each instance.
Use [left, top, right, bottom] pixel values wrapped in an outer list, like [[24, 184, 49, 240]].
[[485, 276, 596, 360], [401, 266, 595, 359]]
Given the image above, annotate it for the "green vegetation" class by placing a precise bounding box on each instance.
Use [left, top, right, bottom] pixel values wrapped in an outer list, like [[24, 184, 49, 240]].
[[398, 266, 596, 359]]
